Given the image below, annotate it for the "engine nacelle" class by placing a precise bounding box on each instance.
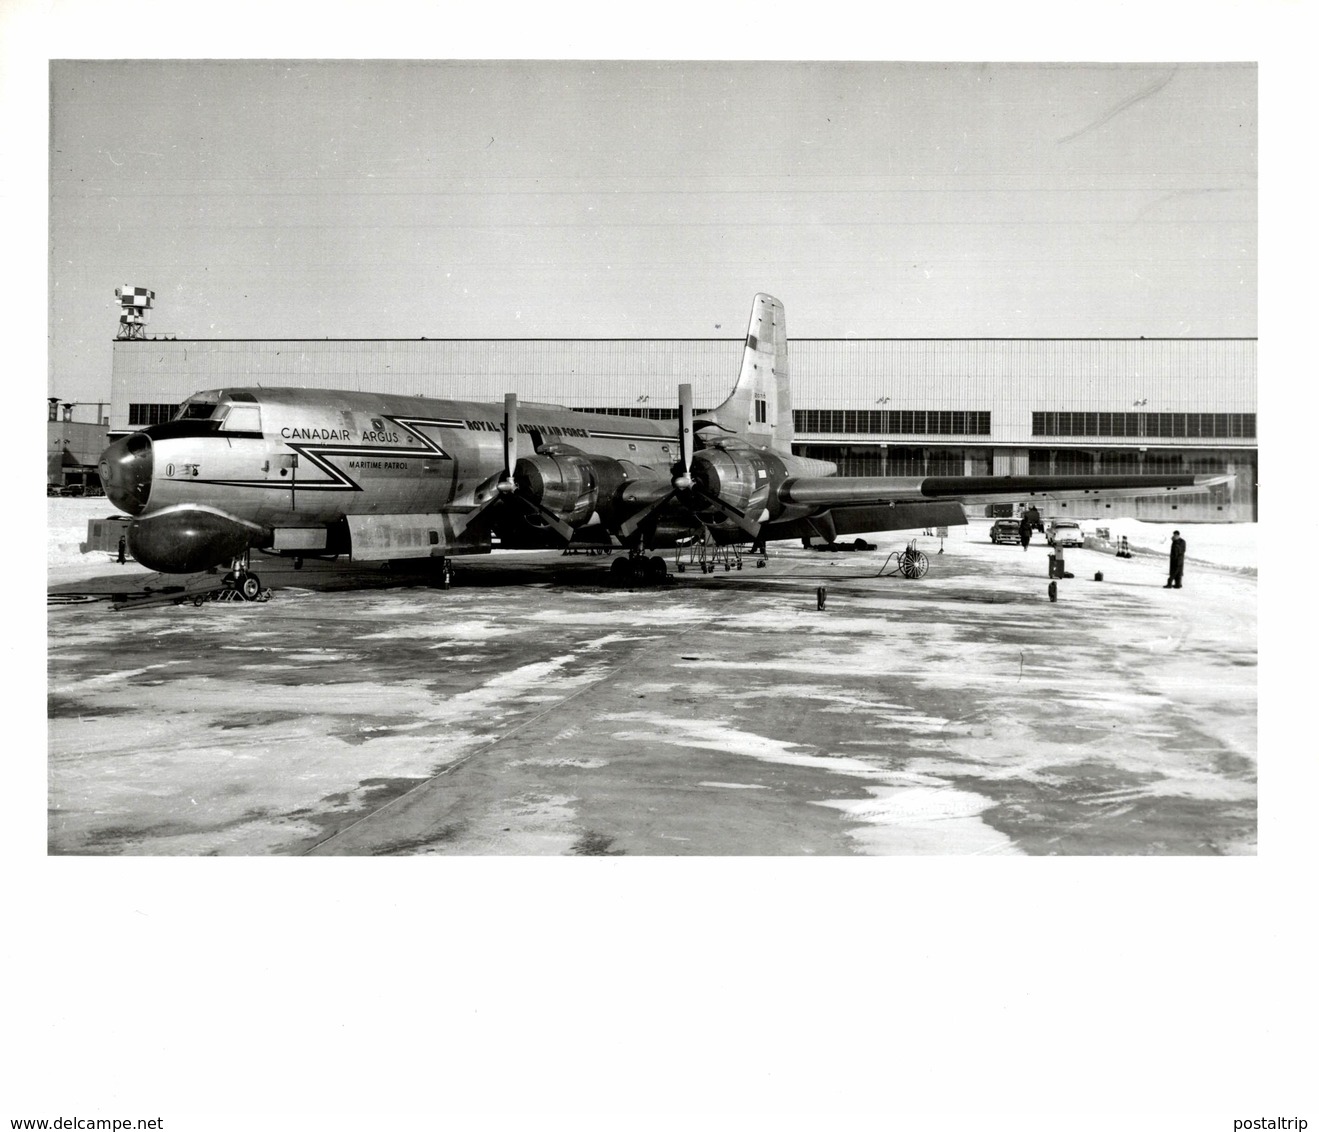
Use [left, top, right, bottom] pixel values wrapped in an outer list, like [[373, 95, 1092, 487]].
[[691, 447, 776, 524], [514, 452, 608, 528]]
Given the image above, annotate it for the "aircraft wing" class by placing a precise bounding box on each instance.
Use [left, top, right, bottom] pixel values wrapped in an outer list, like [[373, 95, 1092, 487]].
[[778, 472, 1233, 509]]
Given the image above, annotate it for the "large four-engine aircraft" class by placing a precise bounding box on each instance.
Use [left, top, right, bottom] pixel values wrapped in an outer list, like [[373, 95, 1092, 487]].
[[96, 294, 1230, 594]]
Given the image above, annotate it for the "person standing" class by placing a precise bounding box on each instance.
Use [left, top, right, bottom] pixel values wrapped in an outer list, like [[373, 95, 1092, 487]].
[[1164, 530, 1186, 588], [1019, 514, 1033, 551]]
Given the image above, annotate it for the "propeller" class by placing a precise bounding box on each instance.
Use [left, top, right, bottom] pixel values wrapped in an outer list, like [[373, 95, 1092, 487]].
[[617, 383, 761, 541], [468, 393, 575, 541]]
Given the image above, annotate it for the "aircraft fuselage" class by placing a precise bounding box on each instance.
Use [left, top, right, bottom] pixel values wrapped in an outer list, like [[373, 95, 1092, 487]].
[[98, 386, 812, 573]]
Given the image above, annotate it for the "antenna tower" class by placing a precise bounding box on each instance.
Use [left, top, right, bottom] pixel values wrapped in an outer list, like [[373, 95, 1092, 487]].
[[115, 286, 154, 340]]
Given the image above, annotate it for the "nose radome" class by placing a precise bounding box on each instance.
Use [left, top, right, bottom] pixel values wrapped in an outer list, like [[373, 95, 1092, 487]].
[[100, 433, 153, 516]]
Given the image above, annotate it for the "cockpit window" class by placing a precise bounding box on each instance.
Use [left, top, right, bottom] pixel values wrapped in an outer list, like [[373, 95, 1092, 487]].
[[176, 397, 220, 421], [219, 403, 263, 433]]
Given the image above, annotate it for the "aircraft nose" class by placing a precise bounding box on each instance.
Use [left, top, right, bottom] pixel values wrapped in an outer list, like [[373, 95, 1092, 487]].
[[99, 432, 153, 516]]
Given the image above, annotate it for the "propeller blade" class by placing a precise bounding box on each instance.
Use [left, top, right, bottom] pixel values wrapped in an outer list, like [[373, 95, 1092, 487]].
[[500, 393, 518, 493], [510, 494, 576, 541], [674, 383, 694, 490], [692, 487, 761, 538], [617, 490, 674, 540]]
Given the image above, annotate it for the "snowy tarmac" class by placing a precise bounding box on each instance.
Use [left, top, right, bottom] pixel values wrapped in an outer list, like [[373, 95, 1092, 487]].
[[47, 499, 1257, 855]]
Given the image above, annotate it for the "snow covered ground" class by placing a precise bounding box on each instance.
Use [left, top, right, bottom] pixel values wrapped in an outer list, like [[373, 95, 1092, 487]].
[[48, 497, 153, 587], [46, 496, 1260, 856], [1070, 515, 1257, 572]]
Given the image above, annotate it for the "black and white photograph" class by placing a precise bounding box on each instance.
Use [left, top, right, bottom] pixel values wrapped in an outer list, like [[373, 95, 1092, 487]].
[[11, 2, 1309, 1129], [46, 57, 1257, 857]]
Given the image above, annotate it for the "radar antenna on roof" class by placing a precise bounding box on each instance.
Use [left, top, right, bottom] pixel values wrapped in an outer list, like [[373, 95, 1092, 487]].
[[114, 286, 154, 340]]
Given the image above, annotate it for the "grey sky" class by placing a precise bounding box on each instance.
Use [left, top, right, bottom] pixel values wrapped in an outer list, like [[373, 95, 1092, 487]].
[[48, 59, 1255, 406]]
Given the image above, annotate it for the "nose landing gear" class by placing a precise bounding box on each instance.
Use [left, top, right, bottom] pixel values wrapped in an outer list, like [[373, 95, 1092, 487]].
[[221, 551, 266, 601]]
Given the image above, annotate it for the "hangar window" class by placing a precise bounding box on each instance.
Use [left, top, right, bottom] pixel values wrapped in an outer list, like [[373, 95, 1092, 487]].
[[129, 403, 181, 426], [1032, 411, 1254, 440], [796, 409, 990, 436]]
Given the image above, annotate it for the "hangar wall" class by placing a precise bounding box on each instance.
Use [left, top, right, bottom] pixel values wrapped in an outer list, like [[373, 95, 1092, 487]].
[[108, 336, 1257, 521]]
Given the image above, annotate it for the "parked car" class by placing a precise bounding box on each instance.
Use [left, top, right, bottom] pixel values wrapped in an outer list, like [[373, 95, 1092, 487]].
[[1046, 520, 1084, 548], [57, 484, 85, 497], [990, 519, 1020, 544]]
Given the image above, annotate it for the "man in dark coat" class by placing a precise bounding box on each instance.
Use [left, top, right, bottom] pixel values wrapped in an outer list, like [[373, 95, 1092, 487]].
[[1018, 514, 1033, 551], [1164, 530, 1186, 588]]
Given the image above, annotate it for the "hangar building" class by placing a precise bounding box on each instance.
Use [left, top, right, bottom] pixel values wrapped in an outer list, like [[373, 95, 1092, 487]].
[[106, 333, 1257, 522]]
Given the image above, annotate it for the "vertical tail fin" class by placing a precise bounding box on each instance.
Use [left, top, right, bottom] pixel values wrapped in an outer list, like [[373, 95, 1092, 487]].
[[701, 293, 794, 454]]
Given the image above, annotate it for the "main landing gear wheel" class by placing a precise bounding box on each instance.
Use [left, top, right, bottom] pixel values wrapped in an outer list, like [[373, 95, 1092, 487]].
[[611, 555, 669, 586]]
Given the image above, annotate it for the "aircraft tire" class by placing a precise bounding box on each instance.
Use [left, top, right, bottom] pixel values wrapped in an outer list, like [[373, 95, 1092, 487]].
[[611, 557, 635, 585], [238, 573, 262, 600], [645, 556, 668, 583]]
